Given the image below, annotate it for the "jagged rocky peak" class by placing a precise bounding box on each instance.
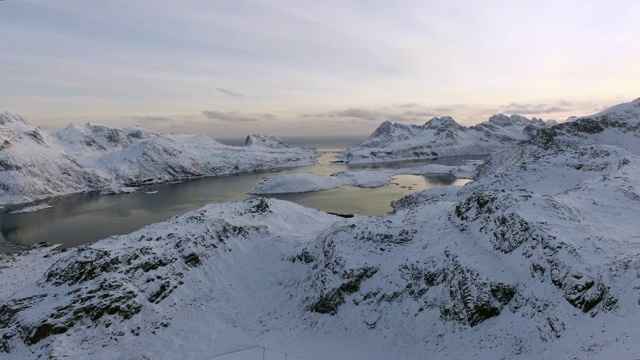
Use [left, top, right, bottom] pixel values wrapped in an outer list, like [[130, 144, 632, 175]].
[[244, 134, 290, 148], [423, 116, 463, 130], [57, 123, 155, 145], [373, 119, 393, 133], [487, 113, 531, 127], [520, 117, 550, 137], [0, 111, 28, 126], [522, 124, 541, 137], [53, 123, 89, 143], [53, 122, 131, 153], [574, 97, 640, 124], [83, 122, 131, 146], [123, 126, 156, 140], [528, 97, 640, 153], [369, 120, 409, 137], [62, 123, 84, 132], [0, 112, 49, 146]]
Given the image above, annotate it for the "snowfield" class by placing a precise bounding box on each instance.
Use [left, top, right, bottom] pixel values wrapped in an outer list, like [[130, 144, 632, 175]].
[[0, 112, 317, 206], [249, 162, 480, 194], [1, 98, 640, 359], [8, 204, 53, 214]]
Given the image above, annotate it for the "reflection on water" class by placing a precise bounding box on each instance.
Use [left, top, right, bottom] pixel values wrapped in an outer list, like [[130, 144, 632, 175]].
[[0, 172, 268, 251], [264, 174, 472, 216], [0, 152, 484, 252]]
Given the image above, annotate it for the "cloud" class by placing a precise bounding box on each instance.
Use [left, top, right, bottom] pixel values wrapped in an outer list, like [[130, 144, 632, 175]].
[[303, 104, 472, 124], [395, 102, 421, 109], [215, 87, 245, 98], [500, 102, 571, 115], [325, 107, 386, 121], [202, 110, 276, 122], [129, 115, 171, 123], [303, 107, 398, 122], [431, 105, 469, 114]]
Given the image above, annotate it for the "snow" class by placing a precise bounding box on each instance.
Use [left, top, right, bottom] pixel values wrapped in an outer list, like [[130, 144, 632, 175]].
[[249, 162, 480, 194], [339, 113, 555, 163], [8, 204, 53, 214], [244, 134, 291, 148], [0, 112, 318, 206], [2, 99, 640, 359], [0, 245, 65, 302]]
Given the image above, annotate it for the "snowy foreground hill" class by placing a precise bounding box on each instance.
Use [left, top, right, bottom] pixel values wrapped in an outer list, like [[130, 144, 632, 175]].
[[0, 112, 316, 205], [339, 114, 555, 163], [2, 99, 640, 359]]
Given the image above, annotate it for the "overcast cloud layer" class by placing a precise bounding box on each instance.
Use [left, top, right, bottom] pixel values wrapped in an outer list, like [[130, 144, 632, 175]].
[[1, 0, 638, 137]]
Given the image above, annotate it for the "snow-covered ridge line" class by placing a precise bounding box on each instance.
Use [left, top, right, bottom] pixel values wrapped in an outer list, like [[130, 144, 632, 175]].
[[339, 113, 556, 164], [249, 161, 480, 194], [0, 112, 317, 206]]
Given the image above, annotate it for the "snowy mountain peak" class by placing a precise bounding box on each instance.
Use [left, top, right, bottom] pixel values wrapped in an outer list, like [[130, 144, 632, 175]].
[[0, 112, 48, 146], [2, 114, 317, 205], [63, 123, 83, 132], [340, 114, 543, 163], [528, 98, 640, 155], [367, 120, 414, 139], [122, 126, 157, 140], [82, 123, 133, 148], [244, 134, 290, 148], [423, 116, 462, 130], [577, 97, 640, 125], [369, 120, 400, 136], [0, 111, 27, 126], [487, 113, 531, 127]]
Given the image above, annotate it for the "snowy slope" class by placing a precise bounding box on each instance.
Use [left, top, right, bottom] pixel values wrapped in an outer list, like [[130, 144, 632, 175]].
[[0, 112, 317, 205], [244, 134, 291, 148], [2, 99, 640, 359], [0, 113, 113, 205], [339, 114, 552, 163]]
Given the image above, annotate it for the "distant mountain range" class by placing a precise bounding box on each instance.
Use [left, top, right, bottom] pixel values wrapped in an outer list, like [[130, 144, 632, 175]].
[[1, 98, 640, 359], [0, 112, 316, 205], [339, 113, 557, 163]]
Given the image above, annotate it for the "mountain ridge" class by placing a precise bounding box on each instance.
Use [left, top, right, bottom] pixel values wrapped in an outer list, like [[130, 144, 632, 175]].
[[339, 112, 556, 163], [0, 113, 317, 205]]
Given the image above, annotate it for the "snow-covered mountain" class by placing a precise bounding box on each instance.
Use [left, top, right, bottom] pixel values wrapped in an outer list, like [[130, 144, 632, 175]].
[[0, 112, 317, 205], [244, 134, 290, 148], [339, 114, 553, 163], [0, 113, 112, 205], [2, 98, 640, 359]]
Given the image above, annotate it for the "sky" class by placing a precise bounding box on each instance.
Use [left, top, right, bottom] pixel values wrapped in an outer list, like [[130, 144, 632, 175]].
[[1, 0, 639, 138]]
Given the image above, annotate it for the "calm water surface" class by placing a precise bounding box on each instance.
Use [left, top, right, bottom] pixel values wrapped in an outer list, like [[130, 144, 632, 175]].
[[0, 147, 485, 252]]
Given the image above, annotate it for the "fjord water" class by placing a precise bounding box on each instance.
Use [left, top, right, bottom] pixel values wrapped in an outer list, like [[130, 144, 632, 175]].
[[0, 140, 484, 252]]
